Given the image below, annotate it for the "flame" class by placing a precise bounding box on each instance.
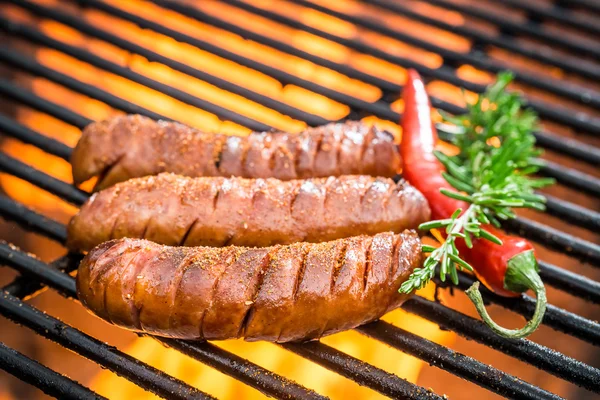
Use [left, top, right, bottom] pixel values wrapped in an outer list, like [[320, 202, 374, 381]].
[[2, 1, 461, 398], [89, 285, 452, 399]]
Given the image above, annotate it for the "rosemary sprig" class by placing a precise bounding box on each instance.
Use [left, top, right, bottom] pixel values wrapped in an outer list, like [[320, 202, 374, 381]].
[[400, 72, 554, 294]]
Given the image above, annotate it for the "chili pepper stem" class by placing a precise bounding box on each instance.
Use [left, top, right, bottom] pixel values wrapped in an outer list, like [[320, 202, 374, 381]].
[[465, 250, 547, 339]]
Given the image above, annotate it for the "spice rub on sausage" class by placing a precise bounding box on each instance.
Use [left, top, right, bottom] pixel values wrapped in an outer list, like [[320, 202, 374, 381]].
[[67, 173, 431, 251], [71, 115, 401, 190], [76, 231, 422, 342]]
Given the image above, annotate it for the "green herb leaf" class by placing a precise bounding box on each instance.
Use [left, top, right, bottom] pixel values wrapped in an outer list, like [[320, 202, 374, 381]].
[[400, 72, 554, 295]]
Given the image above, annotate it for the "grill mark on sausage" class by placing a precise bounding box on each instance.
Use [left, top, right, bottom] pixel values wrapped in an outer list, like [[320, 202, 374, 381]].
[[179, 218, 199, 246], [358, 177, 374, 215], [199, 249, 241, 339], [221, 233, 236, 247], [139, 218, 150, 242], [213, 138, 224, 171], [330, 241, 347, 292], [268, 141, 277, 173], [283, 139, 297, 178], [292, 134, 302, 178], [250, 179, 265, 210], [358, 126, 371, 174], [312, 131, 324, 173], [87, 241, 121, 285], [288, 180, 302, 237], [93, 153, 126, 190], [237, 248, 274, 338], [100, 254, 121, 324], [362, 236, 374, 293], [291, 245, 310, 302], [108, 213, 120, 241], [334, 128, 343, 176], [213, 181, 222, 212], [381, 179, 395, 215], [390, 233, 402, 278], [125, 248, 150, 331], [167, 252, 195, 333]]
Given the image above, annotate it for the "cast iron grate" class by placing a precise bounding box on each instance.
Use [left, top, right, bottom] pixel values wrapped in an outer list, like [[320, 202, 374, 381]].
[[0, 0, 599, 399]]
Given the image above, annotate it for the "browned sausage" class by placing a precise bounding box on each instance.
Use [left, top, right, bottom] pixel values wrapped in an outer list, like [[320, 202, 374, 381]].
[[67, 173, 430, 251], [71, 115, 401, 190], [76, 230, 421, 342]]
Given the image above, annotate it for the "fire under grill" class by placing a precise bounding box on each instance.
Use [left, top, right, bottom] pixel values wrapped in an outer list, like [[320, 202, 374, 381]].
[[0, 0, 599, 399]]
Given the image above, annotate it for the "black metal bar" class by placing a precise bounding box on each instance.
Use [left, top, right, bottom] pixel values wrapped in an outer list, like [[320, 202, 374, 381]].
[[365, 0, 600, 81], [0, 242, 76, 297], [565, 0, 600, 14], [7, 24, 599, 177], [540, 161, 600, 198], [1, 251, 426, 400], [0, 14, 272, 133], [528, 130, 600, 166], [0, 246, 330, 400], [6, 152, 600, 396], [3, 96, 599, 273], [0, 48, 170, 122], [6, 52, 596, 203], [64, 0, 400, 122], [356, 321, 562, 400], [0, 195, 67, 244], [4, 1, 329, 128], [402, 297, 600, 392], [162, 339, 328, 400], [498, 0, 600, 36], [0, 79, 91, 129], [0, 152, 87, 206], [543, 194, 600, 233], [421, 0, 600, 61], [2, 84, 598, 216], [6, 1, 600, 171], [0, 114, 72, 161], [538, 261, 600, 304], [0, 228, 593, 396], [296, 0, 600, 110], [10, 181, 600, 312], [151, 0, 600, 167], [3, 254, 80, 300], [0, 237, 581, 400], [3, 115, 599, 303], [281, 341, 443, 400], [0, 341, 106, 400], [505, 218, 600, 266], [6, 123, 600, 275], [0, 291, 215, 400], [224, 0, 600, 135], [435, 273, 600, 345], [151, 0, 399, 93]]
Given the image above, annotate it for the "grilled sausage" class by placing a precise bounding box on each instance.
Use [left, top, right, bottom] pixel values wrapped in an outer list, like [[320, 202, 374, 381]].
[[71, 115, 401, 190], [67, 173, 430, 251], [76, 230, 421, 342]]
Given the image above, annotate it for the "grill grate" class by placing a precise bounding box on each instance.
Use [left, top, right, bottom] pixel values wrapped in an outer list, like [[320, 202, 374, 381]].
[[0, 0, 599, 399]]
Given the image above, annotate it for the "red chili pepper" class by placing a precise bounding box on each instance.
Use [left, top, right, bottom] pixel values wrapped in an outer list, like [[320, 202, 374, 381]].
[[400, 69, 546, 339]]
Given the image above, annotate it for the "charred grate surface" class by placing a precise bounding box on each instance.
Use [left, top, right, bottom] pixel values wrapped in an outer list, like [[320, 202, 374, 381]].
[[0, 0, 599, 399]]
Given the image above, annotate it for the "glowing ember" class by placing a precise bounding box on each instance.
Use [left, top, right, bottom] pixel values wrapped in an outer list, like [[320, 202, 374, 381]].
[[2, 1, 458, 397]]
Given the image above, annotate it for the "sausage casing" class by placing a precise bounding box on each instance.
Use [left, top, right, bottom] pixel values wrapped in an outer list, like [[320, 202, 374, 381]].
[[76, 231, 421, 342], [67, 173, 430, 251], [71, 115, 401, 190]]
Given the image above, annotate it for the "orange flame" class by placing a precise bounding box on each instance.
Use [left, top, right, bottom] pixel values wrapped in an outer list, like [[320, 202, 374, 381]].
[[2, 1, 460, 397]]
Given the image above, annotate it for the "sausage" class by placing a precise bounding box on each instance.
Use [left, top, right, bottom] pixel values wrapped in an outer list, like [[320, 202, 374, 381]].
[[71, 115, 401, 190], [76, 230, 422, 342], [67, 173, 431, 251]]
